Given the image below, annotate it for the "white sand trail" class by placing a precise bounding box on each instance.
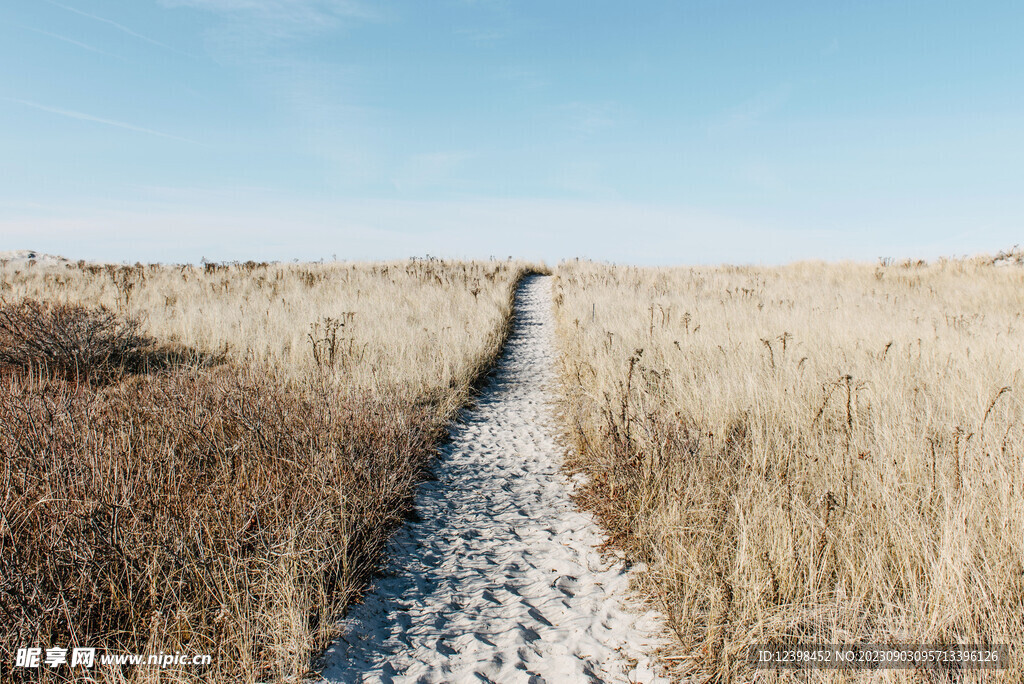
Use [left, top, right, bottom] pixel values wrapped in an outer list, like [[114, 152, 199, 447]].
[[318, 275, 667, 684]]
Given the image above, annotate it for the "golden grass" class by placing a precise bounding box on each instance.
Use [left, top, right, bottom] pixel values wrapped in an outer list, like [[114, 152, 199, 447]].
[[0, 259, 522, 396], [0, 258, 532, 683], [553, 258, 1024, 682]]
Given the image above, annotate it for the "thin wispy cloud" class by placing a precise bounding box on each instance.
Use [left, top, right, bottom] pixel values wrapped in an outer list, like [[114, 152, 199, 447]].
[[20, 25, 124, 60], [3, 98, 196, 144], [42, 0, 185, 54], [172, 0, 381, 20], [161, 0, 384, 40]]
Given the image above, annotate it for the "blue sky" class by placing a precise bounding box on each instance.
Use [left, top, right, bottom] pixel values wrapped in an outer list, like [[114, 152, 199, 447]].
[[1, 1, 1022, 264]]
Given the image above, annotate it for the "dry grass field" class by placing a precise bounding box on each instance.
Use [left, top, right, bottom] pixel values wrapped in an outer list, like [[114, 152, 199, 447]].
[[0, 257, 530, 683], [553, 256, 1024, 682]]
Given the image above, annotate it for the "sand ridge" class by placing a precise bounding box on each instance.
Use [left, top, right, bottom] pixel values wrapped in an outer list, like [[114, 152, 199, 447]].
[[318, 275, 667, 684]]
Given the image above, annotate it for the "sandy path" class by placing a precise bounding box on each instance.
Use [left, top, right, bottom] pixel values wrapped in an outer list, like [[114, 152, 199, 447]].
[[318, 275, 666, 684]]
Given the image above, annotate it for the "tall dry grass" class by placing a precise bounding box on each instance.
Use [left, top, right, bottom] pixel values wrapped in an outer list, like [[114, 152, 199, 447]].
[[553, 257, 1024, 682], [0, 258, 532, 683], [0, 259, 523, 398]]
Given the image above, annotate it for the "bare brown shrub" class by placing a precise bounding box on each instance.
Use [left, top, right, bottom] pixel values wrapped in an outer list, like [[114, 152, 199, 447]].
[[0, 300, 151, 380], [0, 366, 444, 682]]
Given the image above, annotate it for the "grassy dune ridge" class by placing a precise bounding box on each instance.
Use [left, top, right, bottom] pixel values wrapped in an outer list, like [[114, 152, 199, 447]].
[[0, 258, 531, 683], [553, 259, 1024, 682]]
